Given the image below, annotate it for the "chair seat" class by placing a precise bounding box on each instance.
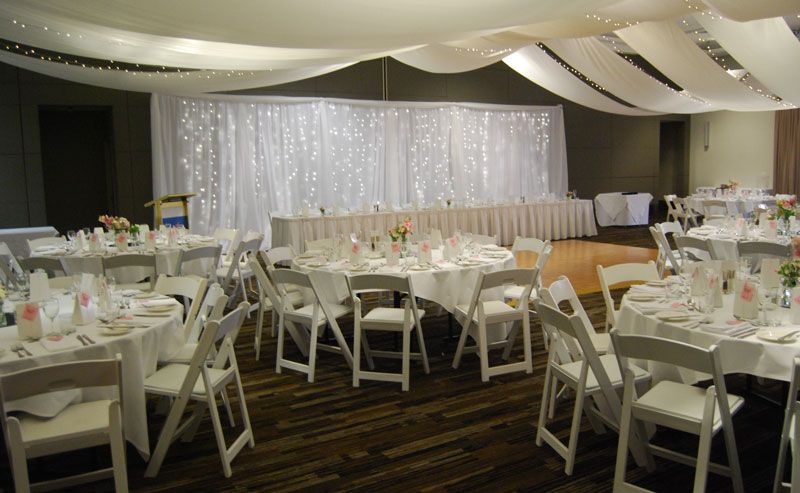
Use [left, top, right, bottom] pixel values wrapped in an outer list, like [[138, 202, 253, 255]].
[[19, 400, 112, 446], [455, 300, 517, 322], [145, 363, 231, 396], [164, 343, 201, 364], [291, 302, 352, 322], [556, 354, 649, 391], [635, 380, 744, 429], [503, 285, 538, 301], [362, 307, 426, 326]]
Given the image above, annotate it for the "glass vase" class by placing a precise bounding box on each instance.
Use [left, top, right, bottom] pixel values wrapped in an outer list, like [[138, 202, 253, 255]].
[[400, 238, 408, 258]]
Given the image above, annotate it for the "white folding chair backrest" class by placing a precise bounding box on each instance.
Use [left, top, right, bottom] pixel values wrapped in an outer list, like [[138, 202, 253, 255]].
[[703, 199, 728, 218], [220, 237, 261, 287], [534, 245, 553, 287], [597, 261, 659, 327], [738, 241, 791, 259], [187, 283, 227, 343], [263, 246, 297, 267], [305, 238, 333, 251], [462, 268, 537, 324], [213, 228, 240, 262], [154, 274, 208, 341], [26, 236, 65, 255], [178, 245, 221, 278], [511, 237, 549, 255], [102, 254, 157, 284], [674, 235, 713, 262], [664, 194, 679, 221], [250, 259, 283, 310], [203, 302, 250, 360], [775, 357, 800, 493], [270, 269, 314, 313], [539, 277, 592, 360], [18, 256, 66, 278], [659, 220, 683, 237], [347, 273, 422, 323]]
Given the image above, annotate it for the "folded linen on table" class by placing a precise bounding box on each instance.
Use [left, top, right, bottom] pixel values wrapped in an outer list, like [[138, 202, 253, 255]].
[[702, 319, 755, 338], [632, 301, 687, 314], [39, 335, 83, 352], [629, 284, 666, 295]]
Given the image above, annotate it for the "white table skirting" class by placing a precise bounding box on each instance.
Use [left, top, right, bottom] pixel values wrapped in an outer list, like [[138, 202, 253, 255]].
[[0, 293, 185, 457], [594, 192, 653, 227], [272, 200, 597, 252]]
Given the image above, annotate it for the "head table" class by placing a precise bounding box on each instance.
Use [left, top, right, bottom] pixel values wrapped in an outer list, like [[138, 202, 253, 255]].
[[293, 244, 516, 343], [615, 277, 800, 385], [0, 290, 185, 458], [272, 199, 597, 252]]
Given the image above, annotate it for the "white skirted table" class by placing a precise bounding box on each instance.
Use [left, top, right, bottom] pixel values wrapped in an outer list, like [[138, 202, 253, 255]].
[[0, 227, 59, 257], [0, 291, 185, 457], [272, 200, 597, 252], [593, 192, 653, 227]]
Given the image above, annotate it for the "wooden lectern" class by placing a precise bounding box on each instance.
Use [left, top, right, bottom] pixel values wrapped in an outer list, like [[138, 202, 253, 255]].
[[145, 193, 197, 228]]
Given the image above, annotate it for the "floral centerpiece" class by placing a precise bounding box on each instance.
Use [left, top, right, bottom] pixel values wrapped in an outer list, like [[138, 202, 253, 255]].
[[719, 179, 739, 192], [778, 258, 800, 288], [98, 215, 131, 233], [566, 190, 577, 199], [388, 217, 414, 243], [775, 197, 797, 221]]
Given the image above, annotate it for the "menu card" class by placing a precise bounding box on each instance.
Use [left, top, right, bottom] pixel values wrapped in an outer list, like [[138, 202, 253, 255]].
[[443, 237, 458, 260], [349, 239, 363, 264], [765, 220, 778, 239], [733, 279, 759, 320], [72, 273, 96, 325], [29, 271, 49, 302], [418, 239, 432, 263], [16, 302, 43, 339], [386, 242, 400, 266], [145, 230, 157, 250], [115, 232, 128, 252]]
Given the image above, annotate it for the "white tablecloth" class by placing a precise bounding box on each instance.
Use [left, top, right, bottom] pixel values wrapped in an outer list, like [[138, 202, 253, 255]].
[[616, 289, 800, 384], [0, 293, 185, 457], [686, 225, 789, 261], [272, 200, 597, 252], [688, 195, 775, 216], [593, 192, 653, 227], [0, 227, 59, 257]]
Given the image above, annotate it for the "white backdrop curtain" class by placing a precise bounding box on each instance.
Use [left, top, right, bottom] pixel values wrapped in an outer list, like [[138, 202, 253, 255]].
[[151, 94, 567, 246]]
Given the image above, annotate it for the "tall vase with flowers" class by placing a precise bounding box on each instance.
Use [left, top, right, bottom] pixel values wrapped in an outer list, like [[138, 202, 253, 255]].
[[98, 215, 131, 234], [388, 217, 414, 257]]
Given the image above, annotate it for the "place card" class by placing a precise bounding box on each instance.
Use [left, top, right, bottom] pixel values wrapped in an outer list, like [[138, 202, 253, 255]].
[[72, 284, 96, 326], [690, 265, 707, 297], [430, 229, 442, 249], [443, 237, 458, 260], [115, 232, 128, 252], [89, 232, 103, 252], [765, 220, 778, 239], [418, 239, 432, 263], [792, 287, 800, 324], [386, 242, 400, 266], [145, 230, 157, 250], [761, 258, 781, 290], [16, 302, 43, 340], [733, 279, 759, 320], [706, 269, 723, 308], [29, 271, 49, 302], [349, 239, 363, 264]]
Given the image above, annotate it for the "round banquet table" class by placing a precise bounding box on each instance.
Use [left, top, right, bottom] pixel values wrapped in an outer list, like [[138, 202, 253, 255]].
[[615, 279, 800, 385], [31, 235, 217, 282], [0, 290, 185, 458], [293, 246, 516, 342], [686, 224, 790, 261]]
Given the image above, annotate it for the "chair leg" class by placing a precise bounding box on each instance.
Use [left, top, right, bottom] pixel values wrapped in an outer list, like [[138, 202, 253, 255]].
[[451, 322, 470, 369], [477, 318, 490, 382], [221, 386, 236, 427], [361, 331, 375, 370], [693, 390, 717, 493], [548, 375, 559, 419], [501, 321, 519, 361], [231, 360, 255, 449], [270, 311, 277, 338], [7, 423, 31, 493], [275, 312, 286, 374], [206, 392, 233, 478], [401, 327, 411, 391], [353, 324, 361, 388], [414, 323, 430, 374], [109, 401, 129, 493], [145, 385, 193, 477], [565, 368, 588, 475], [180, 401, 207, 443], [536, 363, 554, 446], [614, 374, 635, 491], [307, 323, 320, 383], [254, 304, 264, 361], [720, 404, 745, 493], [521, 315, 532, 374]]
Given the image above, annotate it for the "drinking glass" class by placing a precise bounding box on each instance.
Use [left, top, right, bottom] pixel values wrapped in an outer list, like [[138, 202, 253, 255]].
[[106, 275, 116, 294], [737, 258, 751, 280], [42, 297, 60, 332]]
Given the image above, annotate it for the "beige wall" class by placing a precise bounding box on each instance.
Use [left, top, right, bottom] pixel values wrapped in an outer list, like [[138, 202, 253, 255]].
[[689, 110, 775, 192]]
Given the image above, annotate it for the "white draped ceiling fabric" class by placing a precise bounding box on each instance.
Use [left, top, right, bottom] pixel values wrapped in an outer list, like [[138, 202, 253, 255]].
[[152, 94, 568, 244], [0, 0, 798, 114]]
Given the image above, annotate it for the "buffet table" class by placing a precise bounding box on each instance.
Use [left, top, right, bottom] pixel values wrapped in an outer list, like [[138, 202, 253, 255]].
[[593, 192, 653, 227], [272, 200, 597, 251]]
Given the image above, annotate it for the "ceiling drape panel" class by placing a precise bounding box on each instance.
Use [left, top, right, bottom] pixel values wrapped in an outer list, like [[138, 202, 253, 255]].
[[504, 46, 660, 116], [702, 0, 800, 22], [392, 44, 509, 73], [697, 15, 800, 106], [544, 37, 714, 114], [151, 94, 567, 245], [616, 21, 784, 111]]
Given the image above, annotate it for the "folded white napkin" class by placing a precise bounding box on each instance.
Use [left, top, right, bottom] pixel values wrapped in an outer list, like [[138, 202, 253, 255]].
[[40, 335, 82, 352], [142, 298, 180, 307], [35, 248, 66, 255], [633, 301, 686, 314], [629, 284, 665, 295], [119, 289, 141, 296], [703, 319, 754, 337]]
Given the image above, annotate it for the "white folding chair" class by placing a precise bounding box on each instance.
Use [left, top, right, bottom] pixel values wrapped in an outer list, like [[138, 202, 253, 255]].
[[610, 330, 744, 493], [154, 274, 208, 346], [702, 199, 728, 223], [348, 274, 430, 391], [664, 195, 679, 223], [452, 268, 536, 382], [596, 261, 659, 330], [655, 222, 684, 275], [165, 284, 228, 365], [18, 256, 67, 278], [102, 253, 158, 290], [505, 238, 552, 302], [216, 237, 261, 306], [0, 356, 127, 492], [177, 245, 222, 279], [738, 241, 791, 274], [249, 259, 304, 360], [144, 303, 253, 478], [674, 235, 715, 264], [271, 269, 354, 382], [541, 276, 610, 355], [26, 236, 66, 255], [264, 246, 297, 267], [774, 357, 800, 493], [213, 228, 240, 265], [674, 197, 699, 231], [534, 300, 650, 476]]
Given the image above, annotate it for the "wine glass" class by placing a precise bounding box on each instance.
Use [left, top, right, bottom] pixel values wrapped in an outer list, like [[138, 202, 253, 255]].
[[66, 230, 77, 249], [106, 275, 116, 294], [42, 297, 60, 332]]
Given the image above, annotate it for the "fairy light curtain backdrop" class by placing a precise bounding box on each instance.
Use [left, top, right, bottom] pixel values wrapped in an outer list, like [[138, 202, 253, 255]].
[[151, 94, 567, 246]]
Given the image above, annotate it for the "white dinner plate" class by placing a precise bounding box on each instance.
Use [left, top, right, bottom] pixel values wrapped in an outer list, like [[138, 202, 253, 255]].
[[408, 265, 430, 271], [306, 262, 328, 268], [756, 329, 800, 343], [145, 305, 175, 313], [481, 245, 505, 251], [100, 326, 132, 336], [654, 310, 691, 322], [133, 291, 159, 299], [645, 280, 668, 287], [627, 294, 658, 302], [458, 260, 483, 267]]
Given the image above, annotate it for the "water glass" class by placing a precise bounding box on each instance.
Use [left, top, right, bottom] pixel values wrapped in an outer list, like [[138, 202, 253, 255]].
[[42, 297, 60, 332]]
